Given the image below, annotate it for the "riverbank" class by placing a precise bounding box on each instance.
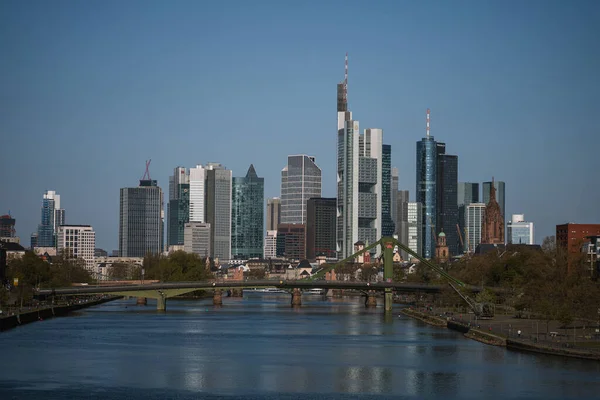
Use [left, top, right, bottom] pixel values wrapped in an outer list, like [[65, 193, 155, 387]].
[[0, 296, 119, 332], [400, 308, 598, 360]]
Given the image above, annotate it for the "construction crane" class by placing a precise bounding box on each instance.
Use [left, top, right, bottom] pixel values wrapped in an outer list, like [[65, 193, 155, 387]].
[[456, 224, 465, 253], [141, 159, 152, 181]]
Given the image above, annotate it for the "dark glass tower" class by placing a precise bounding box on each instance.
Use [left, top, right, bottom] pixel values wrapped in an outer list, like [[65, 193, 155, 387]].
[[231, 165, 264, 259], [416, 137, 437, 258], [436, 144, 459, 256], [306, 197, 337, 260], [458, 182, 479, 253], [167, 183, 189, 247], [381, 144, 395, 237]]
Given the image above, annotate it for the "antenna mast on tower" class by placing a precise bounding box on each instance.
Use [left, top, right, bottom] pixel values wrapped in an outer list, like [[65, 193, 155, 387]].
[[426, 108, 431, 137], [344, 52, 348, 104], [142, 159, 152, 181]]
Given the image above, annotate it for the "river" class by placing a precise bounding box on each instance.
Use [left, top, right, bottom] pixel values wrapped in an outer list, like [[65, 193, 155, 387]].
[[1, 295, 599, 399]]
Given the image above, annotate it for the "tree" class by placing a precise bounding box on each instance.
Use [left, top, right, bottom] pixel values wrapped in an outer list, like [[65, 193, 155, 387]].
[[109, 263, 131, 280], [246, 268, 266, 280], [542, 236, 556, 253]]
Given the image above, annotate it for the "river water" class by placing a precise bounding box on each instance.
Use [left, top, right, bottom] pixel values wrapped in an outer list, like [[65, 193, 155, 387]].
[[1, 295, 599, 399]]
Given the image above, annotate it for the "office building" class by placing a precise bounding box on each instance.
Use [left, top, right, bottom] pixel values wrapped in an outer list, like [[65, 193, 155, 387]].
[[276, 224, 306, 261], [457, 182, 479, 253], [184, 222, 211, 257], [205, 163, 232, 261], [391, 168, 399, 228], [189, 165, 206, 223], [231, 165, 264, 259], [119, 178, 164, 257], [556, 223, 600, 254], [57, 225, 96, 271], [264, 230, 278, 259], [37, 190, 65, 248], [281, 155, 322, 224], [483, 180, 506, 224], [416, 110, 437, 258], [0, 215, 16, 238], [396, 190, 410, 259], [466, 203, 486, 253], [407, 202, 423, 259], [381, 144, 395, 237], [306, 197, 336, 260], [507, 214, 534, 245], [436, 144, 459, 256], [266, 198, 281, 231], [167, 167, 190, 247]]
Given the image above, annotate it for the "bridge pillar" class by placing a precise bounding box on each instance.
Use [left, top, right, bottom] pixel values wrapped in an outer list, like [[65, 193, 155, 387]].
[[383, 238, 394, 314], [213, 289, 223, 306], [230, 288, 243, 297], [156, 293, 166, 311], [365, 290, 377, 307], [291, 288, 302, 306], [136, 297, 147, 306]]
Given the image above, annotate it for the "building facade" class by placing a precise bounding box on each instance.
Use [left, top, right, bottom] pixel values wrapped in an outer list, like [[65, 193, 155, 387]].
[[276, 224, 305, 261], [231, 165, 264, 259], [416, 116, 437, 259], [281, 155, 322, 225], [507, 214, 534, 245], [381, 144, 395, 237], [167, 167, 190, 247], [466, 203, 486, 253], [436, 145, 458, 256], [205, 163, 232, 261], [263, 230, 278, 259], [407, 202, 423, 259], [37, 190, 65, 248], [119, 179, 164, 257], [556, 223, 600, 254], [306, 197, 337, 260], [396, 190, 410, 259], [391, 168, 399, 230], [0, 215, 16, 238], [457, 182, 479, 253], [266, 198, 281, 231], [481, 179, 505, 245], [183, 222, 211, 257], [57, 225, 96, 271], [189, 165, 206, 223]]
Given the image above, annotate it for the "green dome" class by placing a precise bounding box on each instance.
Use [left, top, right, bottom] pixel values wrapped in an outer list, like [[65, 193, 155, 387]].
[[438, 231, 446, 237]]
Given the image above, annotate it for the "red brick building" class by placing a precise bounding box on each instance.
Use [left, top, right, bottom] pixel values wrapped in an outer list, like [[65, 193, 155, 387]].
[[556, 223, 600, 254]]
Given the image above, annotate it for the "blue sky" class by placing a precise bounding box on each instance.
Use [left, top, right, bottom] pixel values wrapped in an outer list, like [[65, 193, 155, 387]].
[[1, 0, 598, 251]]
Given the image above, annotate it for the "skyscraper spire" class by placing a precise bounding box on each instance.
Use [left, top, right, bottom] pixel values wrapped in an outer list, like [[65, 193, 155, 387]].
[[344, 52, 348, 104], [426, 108, 431, 137]]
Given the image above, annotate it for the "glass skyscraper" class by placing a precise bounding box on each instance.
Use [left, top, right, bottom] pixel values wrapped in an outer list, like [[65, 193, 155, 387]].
[[306, 197, 337, 260], [381, 144, 395, 237], [416, 136, 437, 258], [281, 155, 322, 225], [231, 165, 264, 259], [37, 190, 65, 248], [167, 167, 189, 247], [436, 146, 459, 256]]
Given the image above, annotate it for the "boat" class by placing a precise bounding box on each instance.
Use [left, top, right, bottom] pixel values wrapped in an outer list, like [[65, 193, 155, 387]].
[[303, 288, 327, 295], [243, 288, 287, 294]]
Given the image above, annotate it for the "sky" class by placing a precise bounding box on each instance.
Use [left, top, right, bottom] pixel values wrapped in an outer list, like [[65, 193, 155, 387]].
[[1, 0, 599, 251]]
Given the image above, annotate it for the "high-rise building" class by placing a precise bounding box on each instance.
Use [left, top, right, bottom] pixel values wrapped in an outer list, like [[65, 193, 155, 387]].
[[0, 215, 16, 238], [167, 167, 190, 247], [231, 165, 264, 259], [37, 190, 65, 248], [30, 232, 38, 249], [457, 182, 479, 253], [381, 144, 395, 237], [396, 190, 410, 259], [263, 230, 278, 259], [407, 202, 423, 259], [57, 225, 96, 272], [483, 180, 505, 224], [184, 222, 211, 257], [306, 197, 337, 260], [266, 198, 281, 231], [119, 179, 164, 257], [466, 203, 486, 253], [436, 144, 459, 256], [189, 165, 206, 223], [507, 214, 534, 245], [416, 110, 437, 258], [205, 163, 232, 261], [391, 168, 399, 229], [276, 224, 305, 261], [281, 155, 322, 224]]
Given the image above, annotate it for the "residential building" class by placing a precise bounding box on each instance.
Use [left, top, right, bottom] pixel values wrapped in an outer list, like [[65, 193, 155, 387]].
[[407, 202, 422, 259], [416, 110, 437, 258], [184, 222, 211, 257], [167, 167, 190, 247], [281, 155, 322, 224], [57, 225, 96, 271], [436, 144, 459, 256], [119, 178, 164, 257], [483, 180, 506, 225], [458, 182, 479, 253], [205, 163, 232, 261], [306, 197, 336, 260], [266, 198, 281, 231], [466, 203, 486, 253], [276, 224, 305, 261], [381, 144, 395, 237], [263, 230, 278, 259], [556, 223, 600, 254], [37, 190, 65, 247], [0, 215, 15, 238], [507, 214, 535, 245], [231, 165, 264, 259]]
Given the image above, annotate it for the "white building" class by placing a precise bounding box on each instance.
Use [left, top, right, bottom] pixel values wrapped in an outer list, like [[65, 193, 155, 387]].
[[184, 222, 211, 257], [57, 225, 95, 271], [281, 155, 321, 224], [466, 203, 486, 253], [264, 230, 277, 259], [407, 202, 422, 259], [507, 214, 535, 245], [189, 165, 206, 223]]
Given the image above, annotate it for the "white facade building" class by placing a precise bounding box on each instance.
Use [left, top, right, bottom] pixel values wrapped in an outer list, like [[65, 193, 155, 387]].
[[264, 230, 278, 259], [280, 155, 322, 224], [507, 214, 535, 245], [57, 225, 95, 271], [189, 165, 206, 223], [407, 202, 422, 259], [466, 203, 486, 253], [184, 222, 211, 257]]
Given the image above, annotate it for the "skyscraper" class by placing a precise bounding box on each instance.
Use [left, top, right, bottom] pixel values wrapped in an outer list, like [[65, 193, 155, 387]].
[[184, 222, 211, 257], [381, 144, 395, 237], [306, 197, 336, 260], [266, 198, 281, 231], [407, 202, 423, 258], [507, 214, 534, 245], [0, 215, 16, 238], [416, 109, 437, 258], [189, 165, 206, 223], [457, 182, 479, 253], [482, 180, 505, 224], [396, 190, 410, 259], [391, 168, 399, 230], [231, 165, 264, 259], [37, 190, 65, 248], [281, 155, 321, 224], [436, 144, 459, 256], [167, 167, 189, 247], [466, 203, 486, 253], [119, 179, 164, 257], [205, 163, 232, 261]]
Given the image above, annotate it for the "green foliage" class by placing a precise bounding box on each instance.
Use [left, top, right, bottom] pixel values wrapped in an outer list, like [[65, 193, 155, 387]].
[[143, 251, 212, 282], [109, 263, 132, 280], [246, 268, 266, 280]]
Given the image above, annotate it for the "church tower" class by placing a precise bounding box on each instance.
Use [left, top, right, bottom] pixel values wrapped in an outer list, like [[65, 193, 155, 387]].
[[435, 231, 449, 263], [481, 177, 505, 244]]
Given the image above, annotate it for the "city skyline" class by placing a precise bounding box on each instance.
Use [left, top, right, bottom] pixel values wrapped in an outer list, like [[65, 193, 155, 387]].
[[1, 2, 598, 250]]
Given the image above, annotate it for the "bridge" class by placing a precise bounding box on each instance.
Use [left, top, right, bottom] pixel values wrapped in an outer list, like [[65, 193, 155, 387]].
[[36, 237, 485, 313]]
